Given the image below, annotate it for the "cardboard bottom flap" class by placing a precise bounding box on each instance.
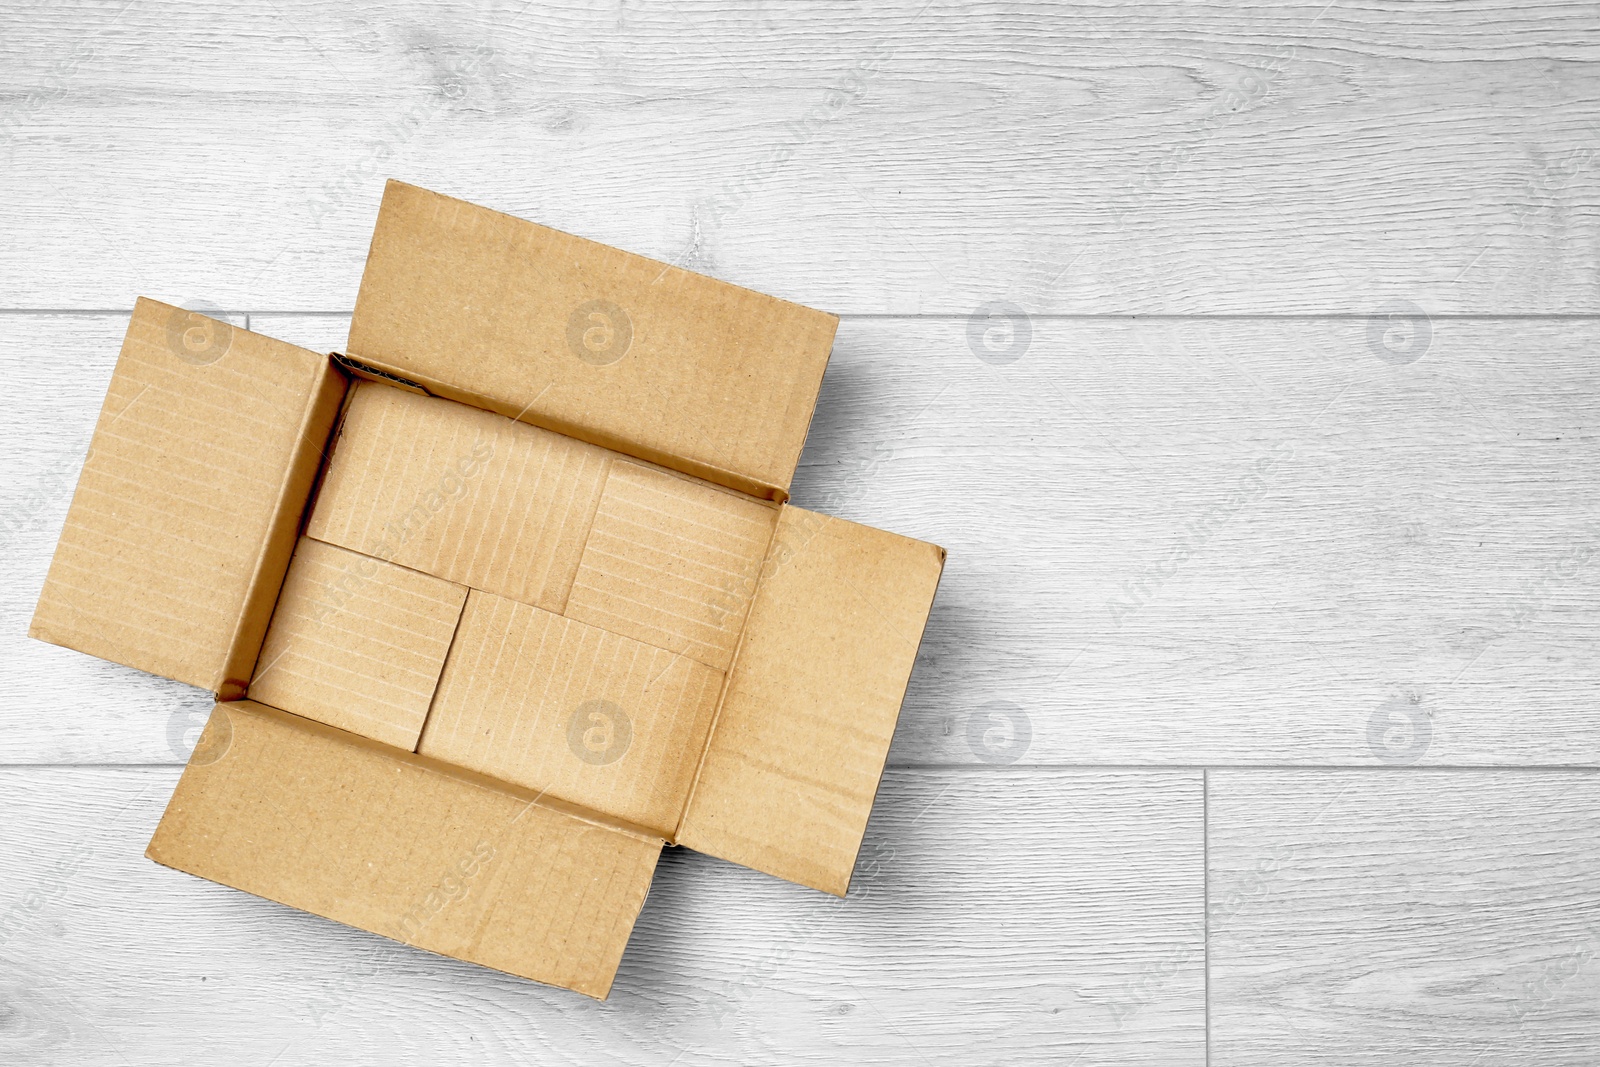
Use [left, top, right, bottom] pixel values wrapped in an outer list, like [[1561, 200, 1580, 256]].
[[146, 700, 662, 1000]]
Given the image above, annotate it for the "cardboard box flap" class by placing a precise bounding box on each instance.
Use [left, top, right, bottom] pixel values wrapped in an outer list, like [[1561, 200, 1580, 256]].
[[419, 589, 726, 839], [305, 381, 611, 611], [147, 700, 662, 1000], [346, 181, 838, 500], [30, 299, 346, 696], [675, 507, 944, 896], [248, 537, 469, 751]]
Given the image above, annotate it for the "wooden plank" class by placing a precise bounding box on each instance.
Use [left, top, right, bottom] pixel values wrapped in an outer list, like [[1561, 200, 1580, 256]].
[[0, 312, 218, 764], [1209, 770, 1600, 1065], [797, 315, 1600, 769], [7, 311, 1599, 766], [0, 766, 1203, 1065], [0, 2, 1598, 313]]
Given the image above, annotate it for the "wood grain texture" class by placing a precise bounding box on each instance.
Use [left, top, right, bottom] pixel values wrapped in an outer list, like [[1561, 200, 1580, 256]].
[[1, 2, 1598, 313], [4, 4, 1599, 1060], [9, 311, 1597, 766], [0, 766, 1203, 1066], [0, 312, 217, 764], [803, 315, 1600, 769], [1208, 770, 1600, 1065]]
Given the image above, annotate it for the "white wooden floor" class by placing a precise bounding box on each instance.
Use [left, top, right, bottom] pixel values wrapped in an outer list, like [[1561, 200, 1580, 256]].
[[3, 2, 1598, 1064]]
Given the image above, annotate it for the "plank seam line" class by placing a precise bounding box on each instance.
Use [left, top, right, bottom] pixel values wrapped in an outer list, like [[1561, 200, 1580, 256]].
[[6, 762, 1597, 772], [15, 309, 1600, 322], [1203, 768, 1210, 1067]]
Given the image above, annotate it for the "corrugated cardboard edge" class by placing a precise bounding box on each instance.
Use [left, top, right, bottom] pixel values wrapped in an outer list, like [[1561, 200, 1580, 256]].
[[345, 179, 838, 502], [28, 300, 347, 695], [246, 536, 469, 749], [673, 507, 947, 896], [332, 353, 429, 396], [220, 359, 347, 698], [417, 587, 727, 838], [332, 358, 801, 503], [148, 700, 664, 999]]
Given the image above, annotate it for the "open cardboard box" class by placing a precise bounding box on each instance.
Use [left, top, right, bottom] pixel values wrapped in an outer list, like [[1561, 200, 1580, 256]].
[[29, 181, 945, 999]]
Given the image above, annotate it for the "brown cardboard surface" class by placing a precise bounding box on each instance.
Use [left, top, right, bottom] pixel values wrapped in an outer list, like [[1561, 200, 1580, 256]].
[[34, 183, 950, 996], [418, 590, 725, 838], [566, 460, 778, 672], [307, 383, 609, 612], [30, 298, 345, 696], [147, 700, 661, 1000], [676, 506, 945, 896], [346, 180, 838, 500], [247, 537, 468, 750]]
